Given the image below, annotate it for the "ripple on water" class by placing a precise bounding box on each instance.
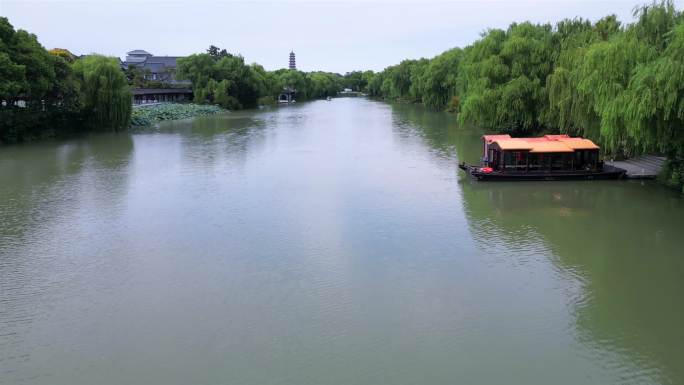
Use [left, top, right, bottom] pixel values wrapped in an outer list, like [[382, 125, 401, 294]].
[[2, 99, 683, 385]]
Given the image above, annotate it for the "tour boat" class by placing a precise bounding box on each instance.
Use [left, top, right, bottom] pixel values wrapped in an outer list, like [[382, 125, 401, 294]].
[[459, 134, 626, 181]]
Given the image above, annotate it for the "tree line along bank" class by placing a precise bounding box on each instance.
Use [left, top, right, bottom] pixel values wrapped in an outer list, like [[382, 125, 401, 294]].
[[2, 1, 684, 192], [361, 1, 684, 192], [0, 18, 358, 144]]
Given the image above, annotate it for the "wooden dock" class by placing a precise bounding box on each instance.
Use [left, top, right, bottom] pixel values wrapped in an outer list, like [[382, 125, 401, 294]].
[[605, 155, 666, 179]]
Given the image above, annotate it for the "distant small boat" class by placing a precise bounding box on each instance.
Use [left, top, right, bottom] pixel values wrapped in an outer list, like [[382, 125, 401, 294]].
[[459, 134, 626, 181], [326, 96, 332, 101]]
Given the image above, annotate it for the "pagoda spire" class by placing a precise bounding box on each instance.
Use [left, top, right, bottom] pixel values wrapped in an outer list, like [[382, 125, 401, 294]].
[[289, 50, 296, 70]]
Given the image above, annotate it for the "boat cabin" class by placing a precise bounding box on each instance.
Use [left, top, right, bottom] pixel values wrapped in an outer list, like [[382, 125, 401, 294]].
[[482, 134, 601, 172]]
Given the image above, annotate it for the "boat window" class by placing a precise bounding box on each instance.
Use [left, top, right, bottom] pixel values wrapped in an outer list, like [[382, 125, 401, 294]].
[[551, 153, 564, 170], [503, 151, 514, 170], [574, 151, 583, 170], [562, 153, 573, 170], [502, 151, 527, 171], [528, 153, 540, 170], [587, 150, 598, 170]]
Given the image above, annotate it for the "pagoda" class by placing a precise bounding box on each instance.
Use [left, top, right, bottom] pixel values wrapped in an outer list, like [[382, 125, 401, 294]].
[[289, 51, 296, 70]]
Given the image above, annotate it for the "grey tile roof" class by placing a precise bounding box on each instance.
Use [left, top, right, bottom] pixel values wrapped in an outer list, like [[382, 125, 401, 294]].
[[127, 50, 153, 55], [145, 56, 180, 67], [124, 56, 181, 71], [125, 56, 147, 64]]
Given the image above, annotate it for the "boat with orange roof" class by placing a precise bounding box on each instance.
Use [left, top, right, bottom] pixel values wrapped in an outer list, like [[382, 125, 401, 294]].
[[459, 134, 626, 181]]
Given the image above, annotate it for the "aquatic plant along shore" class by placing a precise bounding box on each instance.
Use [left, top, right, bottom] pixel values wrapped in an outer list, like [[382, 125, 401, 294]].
[[130, 103, 225, 126]]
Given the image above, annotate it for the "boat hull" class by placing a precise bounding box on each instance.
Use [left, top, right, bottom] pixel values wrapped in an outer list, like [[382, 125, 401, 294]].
[[459, 164, 626, 181]]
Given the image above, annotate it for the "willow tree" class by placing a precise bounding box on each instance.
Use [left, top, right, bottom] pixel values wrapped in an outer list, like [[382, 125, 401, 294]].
[[620, 2, 682, 151], [343, 71, 365, 91], [72, 55, 131, 131], [276, 69, 311, 99], [623, 24, 684, 150], [547, 1, 680, 155], [416, 48, 462, 111], [366, 71, 384, 97], [355, 1, 684, 190], [547, 16, 620, 137], [545, 0, 684, 189], [547, 30, 646, 152], [392, 59, 429, 101], [622, 3, 684, 188], [458, 23, 555, 133], [309, 72, 342, 98]]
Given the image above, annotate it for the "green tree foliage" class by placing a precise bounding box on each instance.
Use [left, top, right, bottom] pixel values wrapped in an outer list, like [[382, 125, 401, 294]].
[[367, 59, 430, 102], [546, 1, 684, 190], [343, 71, 372, 92], [367, 71, 384, 97], [46, 51, 82, 114], [178, 46, 347, 108], [178, 50, 272, 109], [360, 70, 375, 93], [48, 48, 76, 63], [207, 45, 230, 59], [417, 48, 462, 110], [343, 71, 362, 91], [309, 72, 343, 98], [1, 17, 81, 142], [125, 64, 151, 88], [367, 1, 684, 191], [275, 70, 342, 100], [274, 69, 309, 98], [72, 55, 132, 130], [459, 23, 555, 133], [0, 17, 56, 109], [1, 17, 133, 142]]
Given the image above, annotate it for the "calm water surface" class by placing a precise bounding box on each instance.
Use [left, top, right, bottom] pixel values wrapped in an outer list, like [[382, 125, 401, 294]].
[[1, 98, 683, 385]]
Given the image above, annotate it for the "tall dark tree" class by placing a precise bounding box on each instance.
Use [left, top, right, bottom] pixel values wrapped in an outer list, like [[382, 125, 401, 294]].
[[207, 45, 231, 60], [1, 17, 86, 142]]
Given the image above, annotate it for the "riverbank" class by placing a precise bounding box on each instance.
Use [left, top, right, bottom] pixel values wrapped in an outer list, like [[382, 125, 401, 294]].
[[130, 103, 226, 127]]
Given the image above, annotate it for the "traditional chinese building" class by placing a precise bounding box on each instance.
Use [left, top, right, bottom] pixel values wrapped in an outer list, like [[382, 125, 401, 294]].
[[289, 51, 296, 70], [124, 49, 192, 105], [123, 50, 189, 85]]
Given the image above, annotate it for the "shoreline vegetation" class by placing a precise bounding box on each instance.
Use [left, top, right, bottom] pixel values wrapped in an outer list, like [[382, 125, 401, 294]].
[[1, 0, 683, 192], [0, 19, 349, 144], [359, 0, 684, 192], [174, 46, 343, 111], [130, 103, 225, 127]]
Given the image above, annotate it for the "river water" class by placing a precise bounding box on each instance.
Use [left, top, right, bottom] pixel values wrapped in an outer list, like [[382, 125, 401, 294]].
[[1, 98, 683, 385]]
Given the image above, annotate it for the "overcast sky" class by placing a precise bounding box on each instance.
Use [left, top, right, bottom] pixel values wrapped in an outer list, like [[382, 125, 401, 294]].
[[2, 0, 682, 73]]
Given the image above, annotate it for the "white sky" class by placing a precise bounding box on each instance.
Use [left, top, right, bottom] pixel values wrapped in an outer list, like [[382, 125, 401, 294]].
[[2, 0, 682, 73]]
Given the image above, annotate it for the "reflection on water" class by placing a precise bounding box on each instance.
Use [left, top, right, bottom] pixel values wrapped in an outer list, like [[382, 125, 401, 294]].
[[459, 181, 684, 384], [396, 102, 684, 384], [0, 133, 134, 385], [0, 99, 683, 385]]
